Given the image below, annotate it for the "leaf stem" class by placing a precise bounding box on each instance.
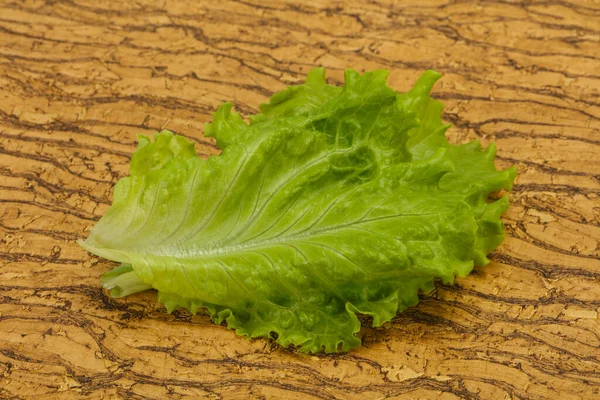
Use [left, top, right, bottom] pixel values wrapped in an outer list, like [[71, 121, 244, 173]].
[[100, 264, 152, 298]]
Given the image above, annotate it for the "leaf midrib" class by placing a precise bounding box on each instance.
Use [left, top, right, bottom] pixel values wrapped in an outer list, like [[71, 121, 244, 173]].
[[154, 210, 443, 260]]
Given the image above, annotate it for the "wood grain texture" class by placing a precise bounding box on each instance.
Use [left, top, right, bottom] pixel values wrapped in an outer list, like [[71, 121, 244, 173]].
[[1, 0, 599, 399]]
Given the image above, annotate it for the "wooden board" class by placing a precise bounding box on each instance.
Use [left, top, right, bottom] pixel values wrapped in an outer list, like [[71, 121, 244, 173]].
[[1, 1, 599, 399]]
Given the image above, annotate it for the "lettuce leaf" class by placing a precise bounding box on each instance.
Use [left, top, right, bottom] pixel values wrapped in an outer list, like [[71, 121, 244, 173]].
[[79, 69, 516, 353]]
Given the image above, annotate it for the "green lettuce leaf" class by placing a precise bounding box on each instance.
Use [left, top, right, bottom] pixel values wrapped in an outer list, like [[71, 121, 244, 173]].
[[79, 68, 516, 353]]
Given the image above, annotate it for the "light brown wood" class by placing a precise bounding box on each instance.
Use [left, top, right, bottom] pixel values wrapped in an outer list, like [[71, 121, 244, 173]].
[[1, 0, 599, 399]]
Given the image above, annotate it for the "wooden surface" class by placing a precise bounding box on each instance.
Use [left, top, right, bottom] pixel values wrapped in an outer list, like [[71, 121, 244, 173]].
[[1, 0, 599, 399]]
